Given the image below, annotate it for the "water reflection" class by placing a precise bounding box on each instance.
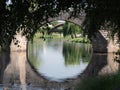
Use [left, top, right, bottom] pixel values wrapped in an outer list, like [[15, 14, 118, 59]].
[[99, 53, 119, 75], [0, 39, 119, 89], [28, 39, 92, 81], [63, 42, 92, 66], [3, 51, 27, 90]]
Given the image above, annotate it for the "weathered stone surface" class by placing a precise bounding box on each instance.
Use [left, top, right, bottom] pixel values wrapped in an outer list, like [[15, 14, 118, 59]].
[[10, 31, 27, 51]]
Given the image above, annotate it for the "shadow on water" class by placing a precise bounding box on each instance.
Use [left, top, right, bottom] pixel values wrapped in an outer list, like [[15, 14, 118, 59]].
[[76, 53, 120, 90], [81, 53, 108, 77], [82, 53, 119, 78]]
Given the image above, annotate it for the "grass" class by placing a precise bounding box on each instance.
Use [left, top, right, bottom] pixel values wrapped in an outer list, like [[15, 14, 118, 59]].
[[75, 72, 120, 90], [33, 32, 91, 44], [33, 33, 63, 40], [66, 37, 91, 43], [71, 38, 90, 43]]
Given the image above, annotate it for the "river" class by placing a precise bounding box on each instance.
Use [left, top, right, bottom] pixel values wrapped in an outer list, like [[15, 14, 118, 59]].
[[28, 39, 92, 82], [0, 38, 119, 90]]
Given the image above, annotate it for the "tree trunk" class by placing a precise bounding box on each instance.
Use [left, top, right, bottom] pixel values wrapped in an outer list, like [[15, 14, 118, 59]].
[[1, 43, 10, 51], [71, 34, 74, 39], [74, 34, 77, 38]]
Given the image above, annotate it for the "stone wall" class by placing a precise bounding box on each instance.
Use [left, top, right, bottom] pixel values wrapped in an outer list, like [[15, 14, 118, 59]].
[[10, 31, 27, 51]]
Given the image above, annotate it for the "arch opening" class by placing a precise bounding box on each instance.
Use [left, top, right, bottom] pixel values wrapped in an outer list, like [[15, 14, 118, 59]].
[[32, 20, 91, 44], [27, 20, 92, 82]]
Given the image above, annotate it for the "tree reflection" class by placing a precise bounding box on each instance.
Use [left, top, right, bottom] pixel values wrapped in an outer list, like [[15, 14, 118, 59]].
[[28, 41, 41, 68], [63, 42, 92, 66]]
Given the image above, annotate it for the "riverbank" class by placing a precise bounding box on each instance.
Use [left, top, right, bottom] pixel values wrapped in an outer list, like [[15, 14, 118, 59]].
[[66, 37, 91, 43], [34, 33, 91, 44]]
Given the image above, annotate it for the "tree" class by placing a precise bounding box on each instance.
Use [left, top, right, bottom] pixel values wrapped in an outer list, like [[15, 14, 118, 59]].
[[0, 0, 84, 50], [63, 22, 83, 38], [1, 0, 120, 50], [83, 0, 120, 39]]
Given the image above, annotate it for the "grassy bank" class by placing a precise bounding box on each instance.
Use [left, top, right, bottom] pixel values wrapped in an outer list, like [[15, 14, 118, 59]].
[[33, 32, 91, 44], [64, 36, 91, 43], [70, 37, 91, 43], [33, 33, 63, 40], [76, 72, 120, 90]]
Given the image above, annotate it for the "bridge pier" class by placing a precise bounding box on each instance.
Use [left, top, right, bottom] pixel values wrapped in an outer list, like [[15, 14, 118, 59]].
[[91, 30, 119, 53], [107, 39, 119, 53], [10, 31, 27, 51]]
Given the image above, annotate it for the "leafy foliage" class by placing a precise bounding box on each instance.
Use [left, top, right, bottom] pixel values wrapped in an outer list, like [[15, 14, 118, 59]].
[[63, 22, 83, 38], [83, 0, 120, 39], [1, 0, 120, 49]]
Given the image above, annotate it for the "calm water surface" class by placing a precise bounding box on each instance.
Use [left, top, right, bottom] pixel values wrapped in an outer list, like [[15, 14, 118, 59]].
[[28, 39, 92, 82], [0, 39, 119, 90]]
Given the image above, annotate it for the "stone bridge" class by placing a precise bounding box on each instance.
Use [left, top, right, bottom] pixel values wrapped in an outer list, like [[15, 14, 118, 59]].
[[48, 23, 64, 34], [10, 12, 119, 53]]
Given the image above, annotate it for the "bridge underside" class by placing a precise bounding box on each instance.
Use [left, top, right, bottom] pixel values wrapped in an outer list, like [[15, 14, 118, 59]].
[[10, 12, 119, 53], [91, 30, 119, 53]]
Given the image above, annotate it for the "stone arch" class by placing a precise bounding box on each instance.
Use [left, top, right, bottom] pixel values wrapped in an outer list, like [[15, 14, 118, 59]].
[[47, 12, 85, 26], [10, 12, 119, 53], [47, 23, 64, 34]]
